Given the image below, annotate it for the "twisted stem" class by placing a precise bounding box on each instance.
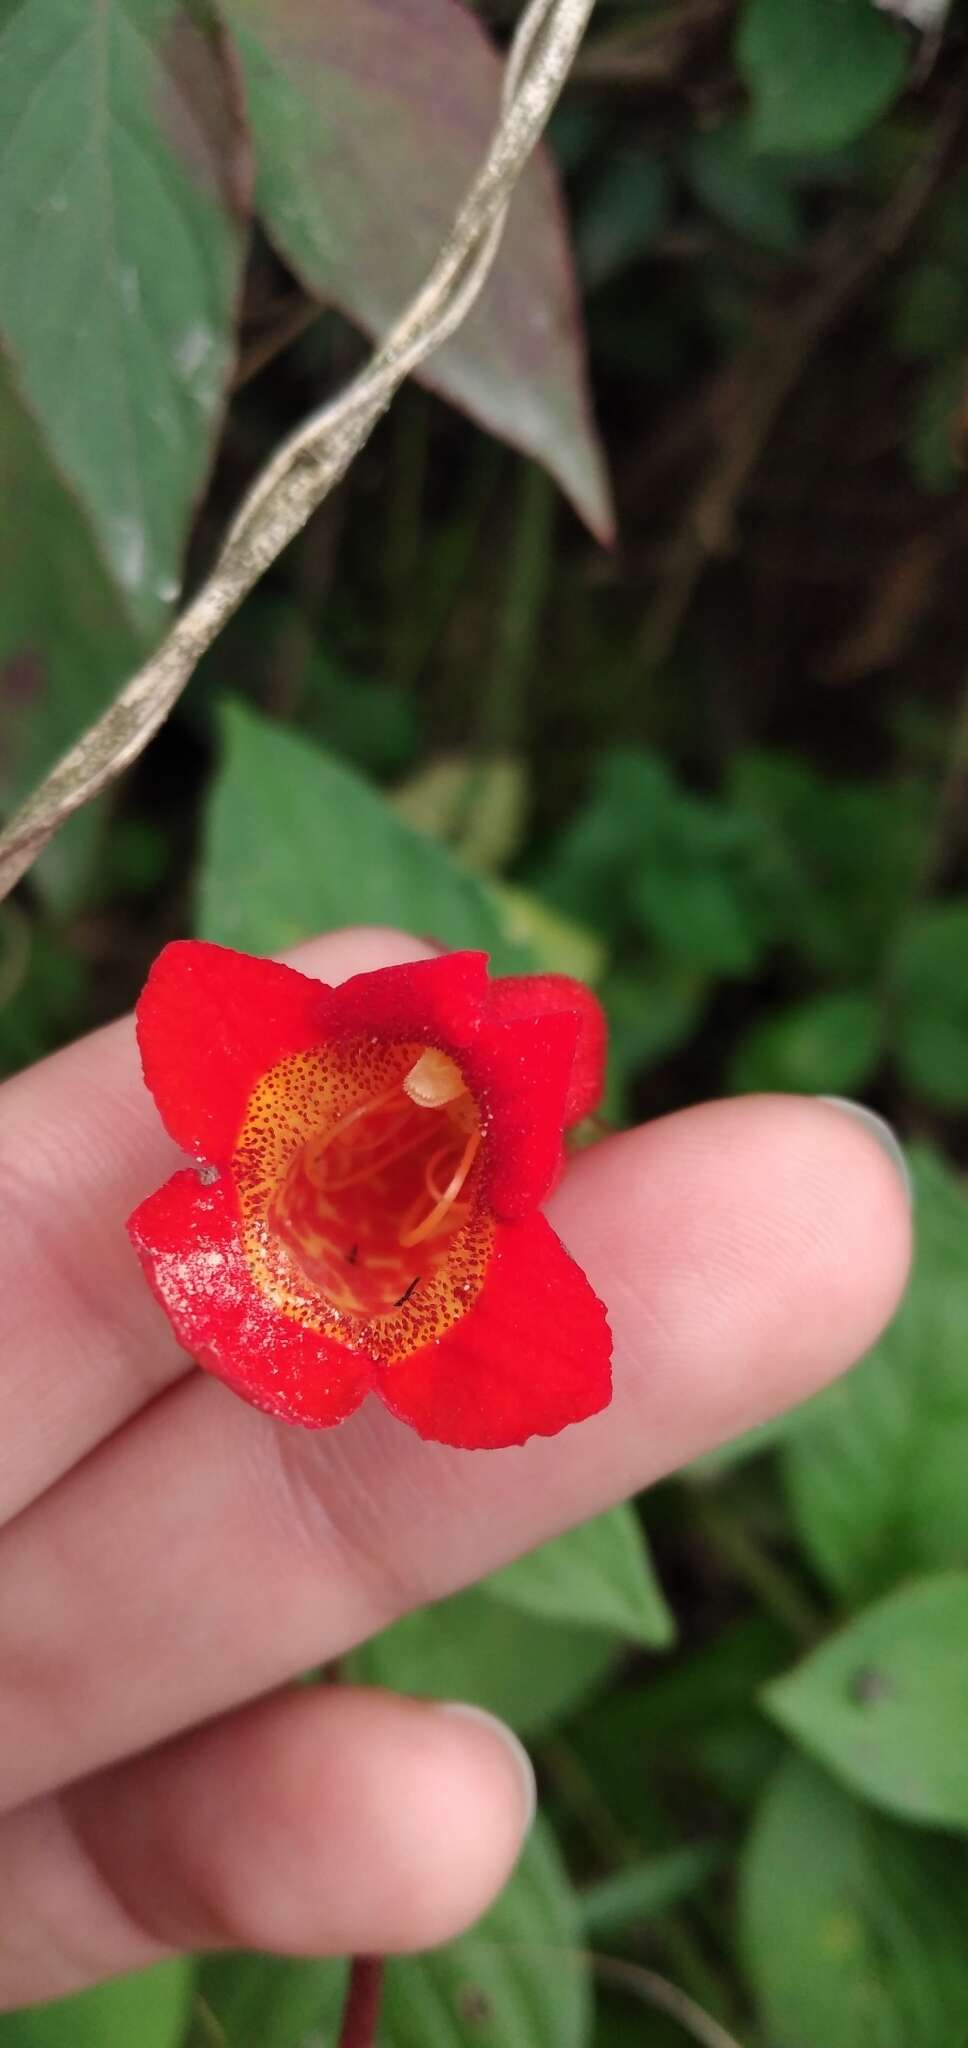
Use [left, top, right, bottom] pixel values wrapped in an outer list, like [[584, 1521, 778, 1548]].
[[0, 0, 598, 902]]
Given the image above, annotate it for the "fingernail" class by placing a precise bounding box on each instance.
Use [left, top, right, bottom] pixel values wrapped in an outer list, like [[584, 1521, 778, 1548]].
[[437, 1702, 537, 1833], [820, 1097, 912, 1205]]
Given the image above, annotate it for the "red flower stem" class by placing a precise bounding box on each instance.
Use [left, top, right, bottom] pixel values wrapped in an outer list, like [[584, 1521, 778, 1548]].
[[338, 1955, 385, 2048]]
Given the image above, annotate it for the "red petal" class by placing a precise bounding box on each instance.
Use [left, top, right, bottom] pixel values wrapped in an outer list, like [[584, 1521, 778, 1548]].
[[487, 973, 606, 1124], [375, 1214, 612, 1448], [327, 950, 489, 1050], [461, 1009, 577, 1221], [127, 1169, 370, 1428], [328, 951, 573, 1217], [136, 941, 330, 1161]]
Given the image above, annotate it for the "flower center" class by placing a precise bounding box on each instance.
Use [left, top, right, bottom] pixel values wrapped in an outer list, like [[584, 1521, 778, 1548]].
[[267, 1050, 482, 1319]]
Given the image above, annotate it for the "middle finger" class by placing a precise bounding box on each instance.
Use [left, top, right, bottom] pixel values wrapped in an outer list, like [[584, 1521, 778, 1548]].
[[0, 1094, 908, 1815]]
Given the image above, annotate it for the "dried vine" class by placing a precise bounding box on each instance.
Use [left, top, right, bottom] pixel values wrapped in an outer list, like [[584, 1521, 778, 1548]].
[[0, 0, 599, 902]]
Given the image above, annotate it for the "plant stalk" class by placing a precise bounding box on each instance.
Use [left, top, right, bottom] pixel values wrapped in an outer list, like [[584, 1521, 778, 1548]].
[[0, 0, 601, 902], [337, 1955, 385, 2048]]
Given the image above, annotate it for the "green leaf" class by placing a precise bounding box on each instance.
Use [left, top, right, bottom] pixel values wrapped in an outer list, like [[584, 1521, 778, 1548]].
[[891, 903, 968, 1104], [0, 1962, 194, 2048], [348, 1585, 618, 1736], [0, 357, 138, 792], [579, 1843, 721, 1938], [536, 750, 665, 938], [383, 1817, 592, 2048], [784, 1149, 968, 1605], [0, 357, 143, 906], [683, 117, 804, 254], [576, 150, 671, 290], [730, 990, 883, 1096], [572, 1613, 788, 1828], [741, 1756, 968, 2048], [193, 593, 423, 778], [731, 751, 929, 977], [194, 1953, 346, 2048], [486, 1506, 675, 1647], [737, 0, 907, 154], [221, 0, 612, 542], [540, 750, 770, 975], [630, 856, 763, 976], [599, 961, 706, 1124], [765, 1574, 968, 1830], [0, 0, 247, 627], [0, 912, 88, 1078], [199, 702, 531, 970]]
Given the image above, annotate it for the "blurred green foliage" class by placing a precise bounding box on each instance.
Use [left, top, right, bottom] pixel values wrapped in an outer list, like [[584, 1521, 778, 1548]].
[[4, 0, 968, 2043]]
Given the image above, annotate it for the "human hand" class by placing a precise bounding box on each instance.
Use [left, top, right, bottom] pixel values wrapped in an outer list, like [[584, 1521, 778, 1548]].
[[0, 929, 911, 2010]]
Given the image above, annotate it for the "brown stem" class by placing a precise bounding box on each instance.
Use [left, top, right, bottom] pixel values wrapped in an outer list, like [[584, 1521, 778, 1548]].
[[338, 1955, 385, 2048], [593, 1954, 745, 2048]]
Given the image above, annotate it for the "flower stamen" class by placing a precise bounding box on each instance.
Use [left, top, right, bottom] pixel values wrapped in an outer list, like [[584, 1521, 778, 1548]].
[[259, 1043, 483, 1322], [398, 1125, 481, 1247]]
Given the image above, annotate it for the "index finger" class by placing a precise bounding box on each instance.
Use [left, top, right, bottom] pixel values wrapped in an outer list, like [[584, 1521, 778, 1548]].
[[0, 928, 436, 1526]]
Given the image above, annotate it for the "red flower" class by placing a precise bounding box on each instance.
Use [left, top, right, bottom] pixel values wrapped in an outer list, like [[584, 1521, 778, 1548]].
[[128, 943, 612, 1449]]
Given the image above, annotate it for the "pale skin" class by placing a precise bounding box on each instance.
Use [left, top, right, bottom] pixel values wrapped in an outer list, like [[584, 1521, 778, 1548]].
[[0, 929, 912, 2010]]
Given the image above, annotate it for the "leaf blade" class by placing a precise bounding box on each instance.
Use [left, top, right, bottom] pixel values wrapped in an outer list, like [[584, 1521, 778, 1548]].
[[199, 700, 534, 969], [741, 1756, 968, 2048], [737, 0, 907, 154], [0, 1962, 194, 2048], [0, 0, 248, 625], [349, 1586, 618, 1737], [485, 1505, 675, 1648], [384, 1817, 592, 2048], [890, 903, 968, 1107], [764, 1574, 968, 1830], [222, 0, 612, 540], [0, 357, 141, 806], [784, 1148, 968, 1604]]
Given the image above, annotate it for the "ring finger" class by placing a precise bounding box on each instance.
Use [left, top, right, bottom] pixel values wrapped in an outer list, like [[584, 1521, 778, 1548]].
[[0, 1685, 534, 2010]]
